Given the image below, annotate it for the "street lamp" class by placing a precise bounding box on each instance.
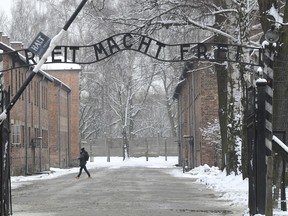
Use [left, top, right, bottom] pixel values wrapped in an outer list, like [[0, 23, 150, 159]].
[[250, 24, 280, 215], [265, 25, 279, 44]]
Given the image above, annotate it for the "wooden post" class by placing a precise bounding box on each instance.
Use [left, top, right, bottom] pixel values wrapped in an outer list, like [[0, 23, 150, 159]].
[[165, 139, 167, 161], [146, 139, 149, 161], [106, 136, 110, 162]]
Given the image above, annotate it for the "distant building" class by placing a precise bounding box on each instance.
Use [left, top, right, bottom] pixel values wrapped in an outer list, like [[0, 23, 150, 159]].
[[173, 61, 220, 169], [0, 33, 81, 175], [42, 59, 81, 168]]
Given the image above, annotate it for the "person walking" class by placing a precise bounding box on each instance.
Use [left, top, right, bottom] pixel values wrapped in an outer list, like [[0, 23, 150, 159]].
[[76, 148, 91, 179]]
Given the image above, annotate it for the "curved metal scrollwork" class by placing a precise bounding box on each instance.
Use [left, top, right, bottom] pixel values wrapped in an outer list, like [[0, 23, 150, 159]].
[[0, 32, 263, 71]]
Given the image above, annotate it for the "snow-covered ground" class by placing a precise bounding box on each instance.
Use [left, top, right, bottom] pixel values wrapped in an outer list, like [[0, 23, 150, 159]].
[[10, 156, 288, 216]]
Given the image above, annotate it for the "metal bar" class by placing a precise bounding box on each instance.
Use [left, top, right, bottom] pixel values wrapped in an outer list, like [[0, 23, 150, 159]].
[[63, 0, 88, 30], [272, 136, 288, 162]]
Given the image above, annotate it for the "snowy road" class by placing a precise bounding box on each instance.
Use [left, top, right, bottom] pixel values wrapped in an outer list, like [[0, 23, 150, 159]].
[[12, 167, 244, 216]]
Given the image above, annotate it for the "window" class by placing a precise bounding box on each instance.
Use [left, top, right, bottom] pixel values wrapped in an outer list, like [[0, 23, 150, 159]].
[[29, 81, 33, 104], [42, 129, 48, 148], [37, 82, 39, 106], [21, 125, 25, 147], [11, 69, 14, 96], [21, 73, 24, 100], [34, 81, 37, 105], [11, 125, 21, 146]]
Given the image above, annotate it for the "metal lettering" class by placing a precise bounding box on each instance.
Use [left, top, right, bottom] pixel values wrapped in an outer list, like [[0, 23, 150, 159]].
[[123, 33, 133, 49], [180, 44, 190, 60], [30, 35, 45, 52], [138, 36, 152, 53], [155, 42, 165, 59], [197, 43, 208, 59], [107, 37, 120, 54], [0, 33, 263, 70]]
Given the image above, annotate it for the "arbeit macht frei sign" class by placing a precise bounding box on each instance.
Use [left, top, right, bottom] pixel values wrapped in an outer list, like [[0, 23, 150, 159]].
[[1, 33, 262, 71]]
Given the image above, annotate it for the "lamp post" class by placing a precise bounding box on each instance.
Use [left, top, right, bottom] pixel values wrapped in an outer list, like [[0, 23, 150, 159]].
[[251, 25, 279, 216], [264, 25, 279, 216]]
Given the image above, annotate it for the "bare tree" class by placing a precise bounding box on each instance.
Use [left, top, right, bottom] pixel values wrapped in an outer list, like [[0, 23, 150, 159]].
[[93, 0, 261, 174], [0, 10, 10, 35], [6, 0, 264, 173]]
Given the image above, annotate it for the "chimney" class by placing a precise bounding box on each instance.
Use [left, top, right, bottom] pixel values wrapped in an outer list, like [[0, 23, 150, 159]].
[[1, 35, 10, 46], [10, 41, 23, 50], [11, 41, 25, 56]]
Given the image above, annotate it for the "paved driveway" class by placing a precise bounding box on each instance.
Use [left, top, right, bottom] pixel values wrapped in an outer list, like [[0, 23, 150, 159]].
[[12, 167, 245, 216]]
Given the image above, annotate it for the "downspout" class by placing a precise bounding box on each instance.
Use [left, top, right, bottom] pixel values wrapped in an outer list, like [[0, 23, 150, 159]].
[[192, 71, 197, 166], [38, 77, 44, 172], [67, 91, 71, 167], [58, 84, 62, 168], [176, 98, 181, 166], [179, 96, 183, 166], [187, 76, 193, 169], [25, 70, 29, 175]]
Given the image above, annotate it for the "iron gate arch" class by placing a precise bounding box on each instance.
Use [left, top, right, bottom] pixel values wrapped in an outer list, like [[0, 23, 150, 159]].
[[0, 32, 267, 216]]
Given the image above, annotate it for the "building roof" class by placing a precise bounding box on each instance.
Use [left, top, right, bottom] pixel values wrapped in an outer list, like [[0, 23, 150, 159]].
[[0, 42, 74, 92], [41, 56, 81, 71], [52, 76, 71, 92], [0, 42, 53, 81], [172, 61, 193, 100], [172, 79, 186, 100], [172, 36, 215, 100]]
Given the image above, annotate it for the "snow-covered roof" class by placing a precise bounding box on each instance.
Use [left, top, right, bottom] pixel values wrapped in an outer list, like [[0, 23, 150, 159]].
[[172, 78, 186, 100], [0, 42, 74, 92], [41, 56, 81, 71], [52, 76, 71, 92], [0, 42, 53, 82]]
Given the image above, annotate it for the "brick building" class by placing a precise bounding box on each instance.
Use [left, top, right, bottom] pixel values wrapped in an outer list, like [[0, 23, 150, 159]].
[[42, 60, 81, 168], [0, 34, 81, 175], [173, 61, 219, 169]]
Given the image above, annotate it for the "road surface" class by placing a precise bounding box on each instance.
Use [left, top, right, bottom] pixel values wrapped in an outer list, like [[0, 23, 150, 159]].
[[12, 167, 245, 216]]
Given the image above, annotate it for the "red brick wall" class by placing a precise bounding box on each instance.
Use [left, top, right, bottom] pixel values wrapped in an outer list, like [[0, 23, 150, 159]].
[[45, 69, 80, 166], [3, 56, 51, 175], [47, 81, 70, 167], [0, 37, 81, 174], [199, 68, 219, 166], [177, 63, 219, 168]]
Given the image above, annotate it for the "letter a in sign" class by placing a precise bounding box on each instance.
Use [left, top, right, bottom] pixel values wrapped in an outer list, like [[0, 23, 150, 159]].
[[28, 32, 51, 58]]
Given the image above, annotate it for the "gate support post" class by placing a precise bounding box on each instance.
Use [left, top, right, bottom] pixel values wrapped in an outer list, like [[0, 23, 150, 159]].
[[266, 155, 273, 216], [247, 86, 256, 214], [255, 78, 267, 214]]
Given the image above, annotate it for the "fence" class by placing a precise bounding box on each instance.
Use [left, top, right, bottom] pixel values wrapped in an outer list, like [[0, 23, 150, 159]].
[[81, 137, 178, 158]]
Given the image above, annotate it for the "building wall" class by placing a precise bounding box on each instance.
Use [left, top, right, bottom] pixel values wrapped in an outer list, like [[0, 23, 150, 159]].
[[0, 35, 81, 175], [176, 62, 219, 168], [44, 69, 81, 166], [1, 47, 51, 175], [198, 67, 219, 166], [47, 81, 70, 168]]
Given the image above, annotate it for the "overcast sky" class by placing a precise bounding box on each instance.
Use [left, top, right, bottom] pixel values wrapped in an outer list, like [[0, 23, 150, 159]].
[[0, 0, 12, 18]]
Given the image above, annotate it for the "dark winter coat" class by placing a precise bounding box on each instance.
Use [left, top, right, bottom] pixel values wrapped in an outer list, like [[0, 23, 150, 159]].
[[78, 150, 88, 167]]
